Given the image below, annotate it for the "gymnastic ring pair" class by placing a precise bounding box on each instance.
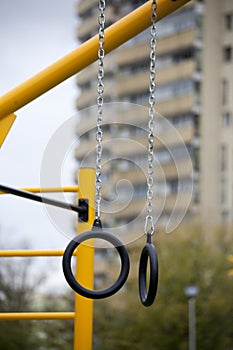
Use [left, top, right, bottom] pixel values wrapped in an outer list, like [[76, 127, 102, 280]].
[[62, 219, 158, 306]]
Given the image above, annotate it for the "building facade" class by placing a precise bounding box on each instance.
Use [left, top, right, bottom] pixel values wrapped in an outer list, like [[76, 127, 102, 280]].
[[74, 0, 233, 234]]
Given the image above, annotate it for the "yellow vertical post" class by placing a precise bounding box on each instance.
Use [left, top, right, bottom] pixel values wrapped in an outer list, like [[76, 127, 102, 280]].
[[74, 168, 95, 350]]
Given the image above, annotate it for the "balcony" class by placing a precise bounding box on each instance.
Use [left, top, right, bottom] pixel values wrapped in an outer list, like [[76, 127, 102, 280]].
[[110, 157, 193, 185], [116, 60, 196, 97], [157, 93, 195, 116], [157, 60, 196, 85], [76, 88, 97, 110], [77, 0, 98, 16], [157, 123, 195, 148], [116, 42, 149, 66], [115, 29, 196, 67], [110, 123, 194, 156], [76, 11, 98, 41], [111, 190, 193, 221], [76, 57, 113, 86], [76, 64, 96, 86], [77, 7, 118, 41], [116, 71, 149, 96], [76, 79, 116, 109], [157, 29, 196, 55], [74, 137, 96, 160], [164, 191, 193, 212], [160, 158, 193, 180]]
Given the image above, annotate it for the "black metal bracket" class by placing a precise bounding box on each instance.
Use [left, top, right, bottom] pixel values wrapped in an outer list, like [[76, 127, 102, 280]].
[[0, 184, 89, 221], [78, 198, 88, 222]]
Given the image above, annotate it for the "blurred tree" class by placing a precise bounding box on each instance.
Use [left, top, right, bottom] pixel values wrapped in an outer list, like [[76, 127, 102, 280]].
[[33, 291, 74, 349], [93, 226, 233, 350]]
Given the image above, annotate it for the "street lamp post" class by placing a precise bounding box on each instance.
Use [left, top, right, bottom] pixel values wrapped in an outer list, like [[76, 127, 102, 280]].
[[184, 285, 199, 350]]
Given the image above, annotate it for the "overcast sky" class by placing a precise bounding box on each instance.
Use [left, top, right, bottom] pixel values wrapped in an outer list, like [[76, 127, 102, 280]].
[[0, 0, 81, 291]]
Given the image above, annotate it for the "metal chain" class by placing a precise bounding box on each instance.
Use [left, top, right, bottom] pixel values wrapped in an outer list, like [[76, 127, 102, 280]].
[[144, 0, 157, 236], [95, 0, 105, 220]]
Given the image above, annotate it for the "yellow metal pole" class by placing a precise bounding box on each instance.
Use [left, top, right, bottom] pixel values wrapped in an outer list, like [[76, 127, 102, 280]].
[[227, 254, 233, 277], [74, 168, 95, 350], [0, 312, 75, 320], [0, 0, 190, 120], [0, 186, 79, 195]]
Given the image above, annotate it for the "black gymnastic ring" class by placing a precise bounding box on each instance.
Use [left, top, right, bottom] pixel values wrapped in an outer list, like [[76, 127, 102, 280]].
[[139, 242, 158, 307], [62, 224, 130, 299]]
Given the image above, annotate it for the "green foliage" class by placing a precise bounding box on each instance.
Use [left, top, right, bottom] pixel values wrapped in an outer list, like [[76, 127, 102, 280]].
[[93, 227, 233, 350]]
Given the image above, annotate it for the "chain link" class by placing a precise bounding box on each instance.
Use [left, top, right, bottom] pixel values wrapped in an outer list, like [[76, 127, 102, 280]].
[[95, 0, 106, 220], [144, 0, 157, 236]]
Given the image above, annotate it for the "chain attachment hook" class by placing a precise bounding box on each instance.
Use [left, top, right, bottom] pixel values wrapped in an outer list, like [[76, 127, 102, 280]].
[[144, 215, 155, 237]]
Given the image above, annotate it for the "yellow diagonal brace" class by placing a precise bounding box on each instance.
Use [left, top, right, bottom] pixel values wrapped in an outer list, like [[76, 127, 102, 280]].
[[0, 0, 190, 121], [0, 114, 16, 146]]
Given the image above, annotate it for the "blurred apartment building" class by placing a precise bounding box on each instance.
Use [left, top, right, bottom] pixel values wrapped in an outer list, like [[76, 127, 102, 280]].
[[74, 0, 233, 234]]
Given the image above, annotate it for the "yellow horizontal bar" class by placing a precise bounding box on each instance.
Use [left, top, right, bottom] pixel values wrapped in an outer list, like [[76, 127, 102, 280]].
[[22, 186, 79, 193], [0, 250, 79, 257], [0, 0, 190, 119], [0, 186, 79, 195], [0, 250, 65, 257], [0, 312, 75, 320]]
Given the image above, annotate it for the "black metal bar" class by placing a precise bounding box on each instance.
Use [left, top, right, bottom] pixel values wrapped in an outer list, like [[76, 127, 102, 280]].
[[0, 184, 86, 214]]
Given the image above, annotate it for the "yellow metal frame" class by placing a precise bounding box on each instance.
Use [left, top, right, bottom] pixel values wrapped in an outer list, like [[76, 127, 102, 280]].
[[0, 168, 95, 349], [0, 1, 190, 349]]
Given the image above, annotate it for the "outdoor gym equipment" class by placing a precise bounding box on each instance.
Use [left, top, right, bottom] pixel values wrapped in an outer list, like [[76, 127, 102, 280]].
[[63, 219, 130, 299], [62, 0, 158, 307], [0, 184, 88, 220], [0, 0, 191, 349], [63, 0, 131, 300]]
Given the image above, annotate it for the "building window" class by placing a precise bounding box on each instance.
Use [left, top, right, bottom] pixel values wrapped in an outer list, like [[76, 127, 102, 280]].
[[221, 211, 229, 222], [156, 79, 193, 102], [119, 59, 149, 76], [222, 79, 229, 105], [157, 7, 195, 38], [221, 179, 227, 204], [193, 147, 200, 171], [220, 144, 227, 172], [225, 13, 233, 31], [134, 183, 146, 198], [223, 46, 232, 62], [193, 180, 199, 203], [222, 112, 232, 127]]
